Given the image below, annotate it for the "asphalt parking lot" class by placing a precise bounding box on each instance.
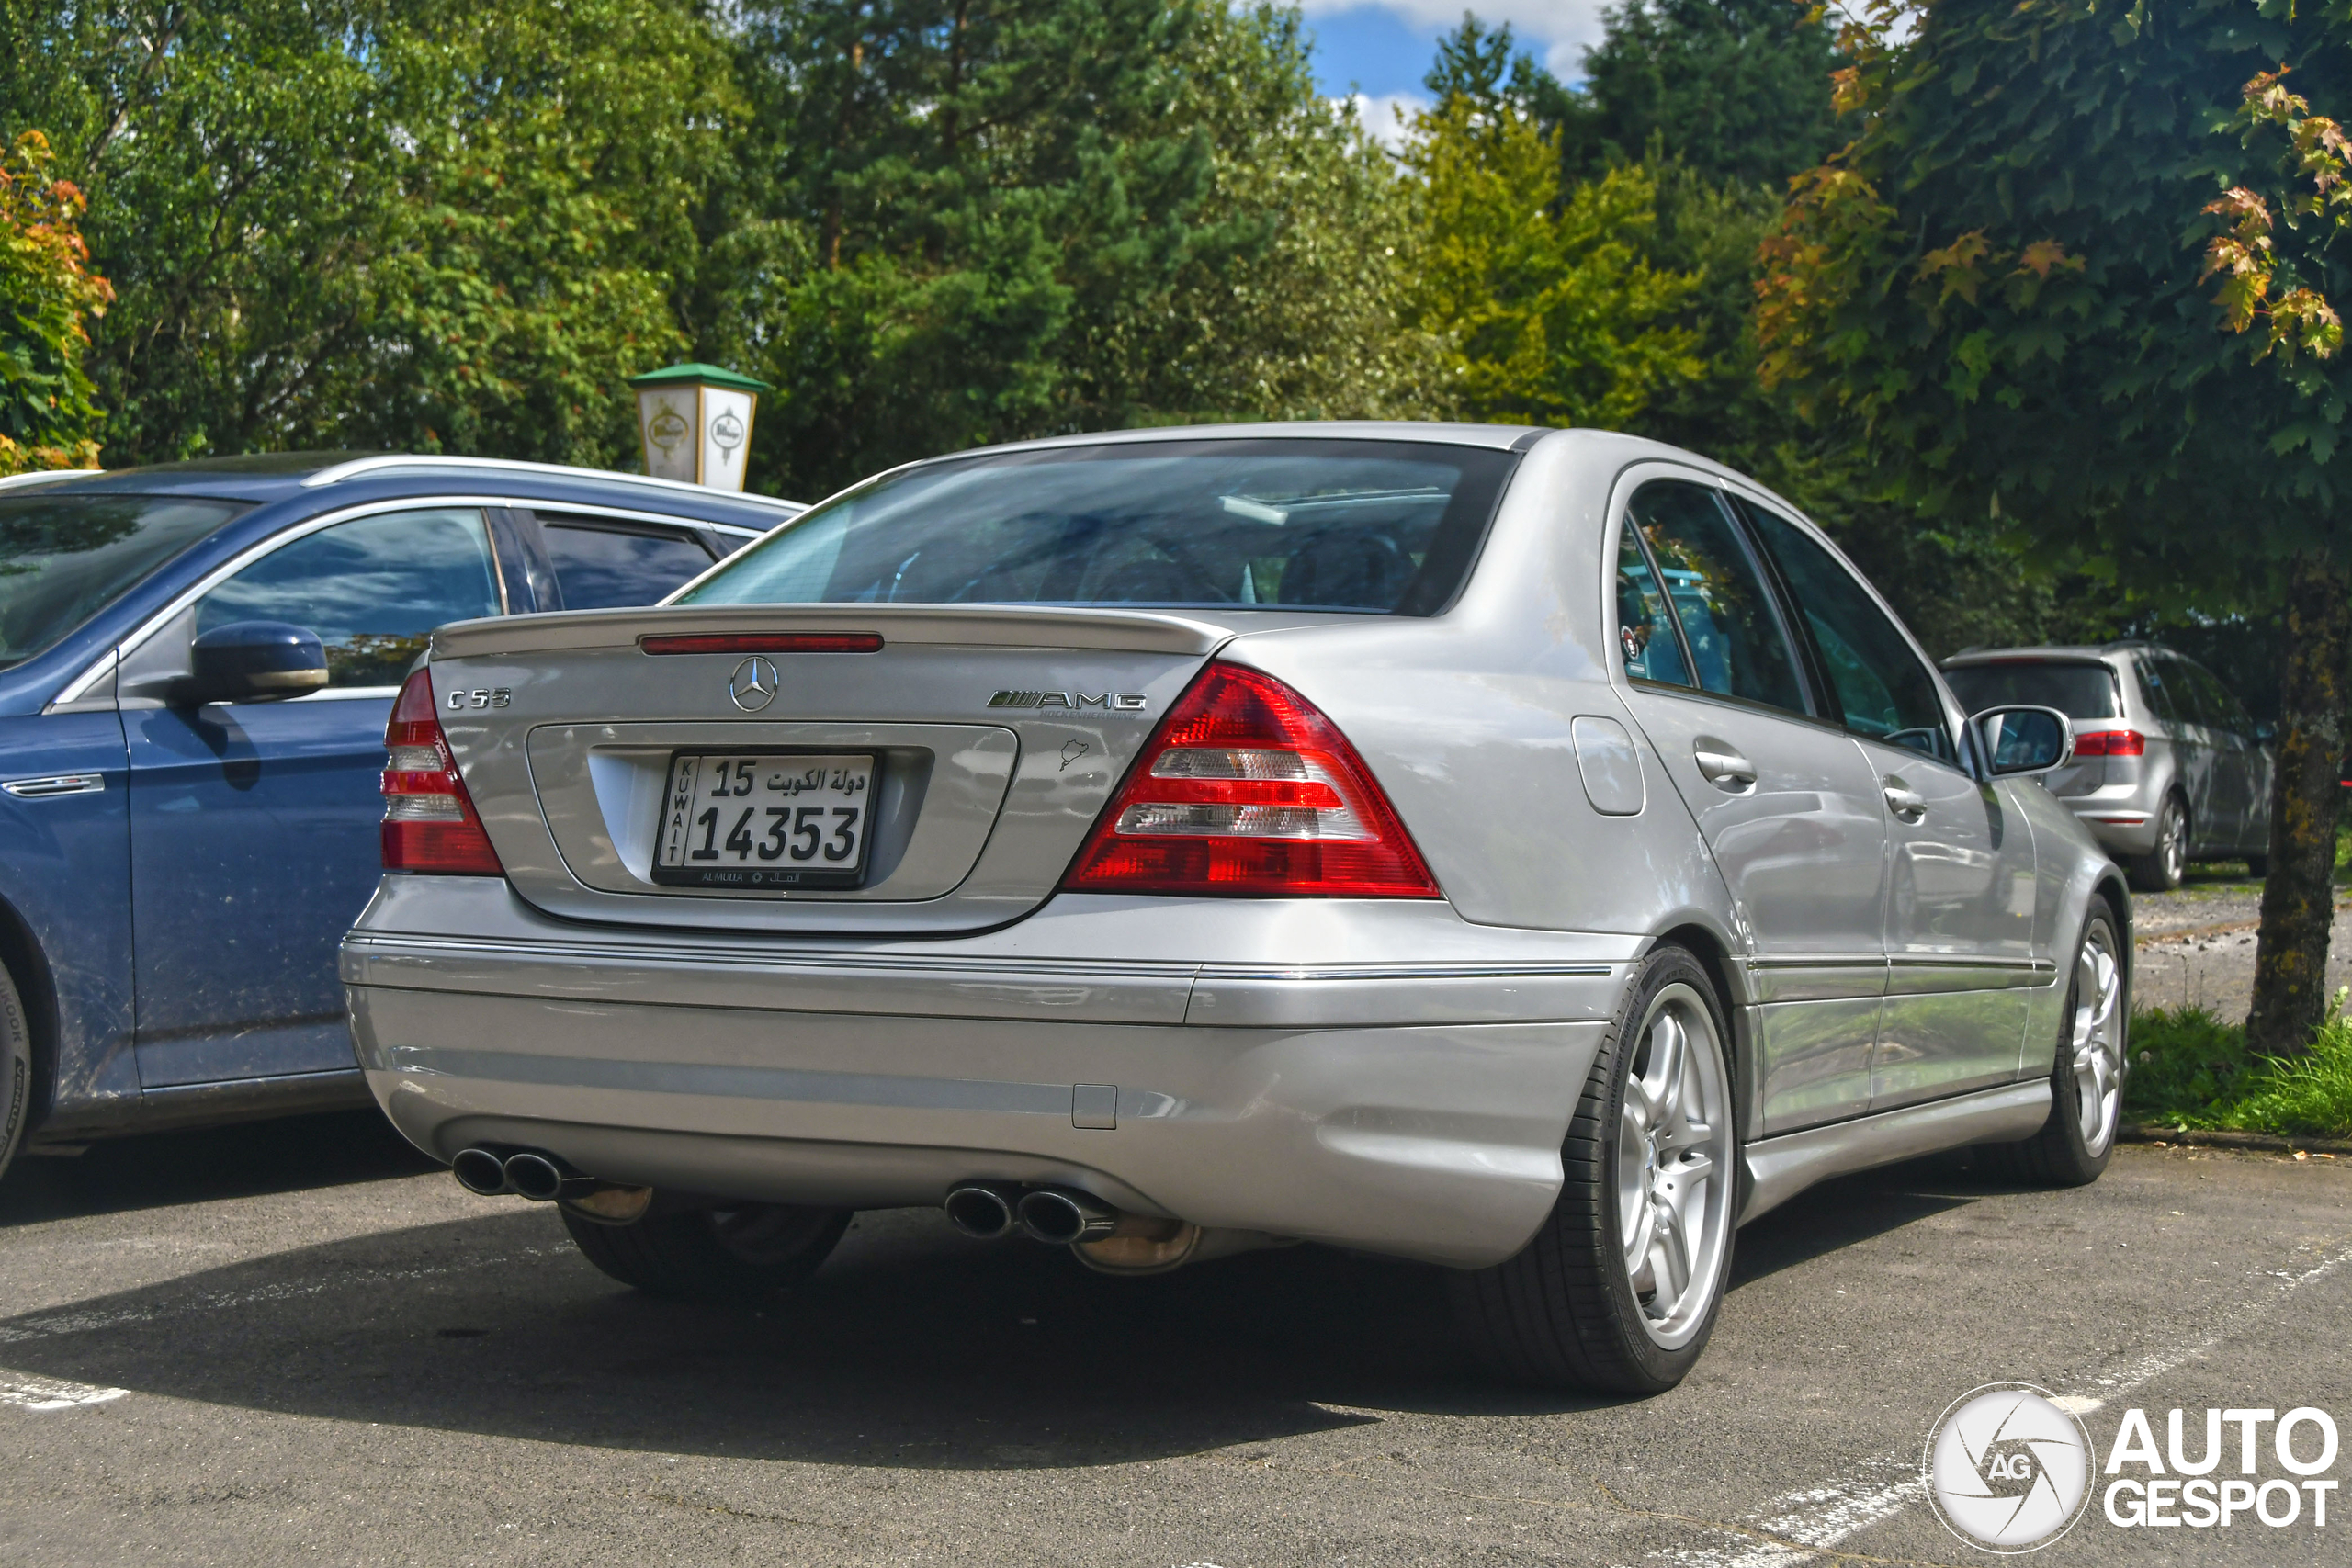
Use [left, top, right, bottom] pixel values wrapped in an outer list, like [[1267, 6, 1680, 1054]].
[[0, 1111, 2344, 1567]]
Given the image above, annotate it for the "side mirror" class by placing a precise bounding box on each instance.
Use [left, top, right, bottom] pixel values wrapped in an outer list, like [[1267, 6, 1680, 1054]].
[[1972, 705, 2073, 777], [174, 621, 329, 706]]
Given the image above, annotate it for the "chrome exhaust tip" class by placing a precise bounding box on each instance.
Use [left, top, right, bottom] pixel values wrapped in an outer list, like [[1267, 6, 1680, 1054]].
[[501, 1150, 593, 1202], [1016, 1186, 1118, 1246], [451, 1146, 512, 1196], [944, 1182, 1020, 1239]]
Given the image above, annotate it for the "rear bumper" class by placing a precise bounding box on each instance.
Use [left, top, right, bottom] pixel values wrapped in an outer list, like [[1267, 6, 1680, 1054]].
[[2056, 788, 2158, 855], [341, 878, 1634, 1268]]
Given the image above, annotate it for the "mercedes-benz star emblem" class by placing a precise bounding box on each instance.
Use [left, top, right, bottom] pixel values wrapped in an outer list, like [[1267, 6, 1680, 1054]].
[[729, 655, 778, 712]]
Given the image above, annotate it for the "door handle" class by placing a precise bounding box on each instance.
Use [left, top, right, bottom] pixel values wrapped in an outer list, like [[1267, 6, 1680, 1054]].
[[1694, 742, 1757, 791], [1883, 779, 1926, 821]]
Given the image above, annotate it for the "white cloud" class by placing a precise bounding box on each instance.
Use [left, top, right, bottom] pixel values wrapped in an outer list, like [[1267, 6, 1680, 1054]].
[[1342, 91, 1430, 152], [1298, 0, 1611, 78]]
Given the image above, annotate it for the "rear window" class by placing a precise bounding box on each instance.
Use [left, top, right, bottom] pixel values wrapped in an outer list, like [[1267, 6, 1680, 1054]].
[[676, 439, 1518, 616], [1941, 660, 2119, 720]]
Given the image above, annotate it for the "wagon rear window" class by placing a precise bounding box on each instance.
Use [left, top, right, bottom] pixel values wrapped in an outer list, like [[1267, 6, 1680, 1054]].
[[676, 439, 1517, 616], [1942, 661, 2119, 721]]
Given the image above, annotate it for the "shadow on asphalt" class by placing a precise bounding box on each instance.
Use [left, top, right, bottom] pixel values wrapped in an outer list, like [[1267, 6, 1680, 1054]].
[[0, 1109, 437, 1229], [0, 1126, 2022, 1464]]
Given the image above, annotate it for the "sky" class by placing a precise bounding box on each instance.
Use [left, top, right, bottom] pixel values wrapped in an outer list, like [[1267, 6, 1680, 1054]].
[[1300, 1, 1606, 147]]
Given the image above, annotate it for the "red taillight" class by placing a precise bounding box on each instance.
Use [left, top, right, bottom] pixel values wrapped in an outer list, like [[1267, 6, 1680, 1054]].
[[1060, 662, 1440, 897], [639, 633, 882, 655], [2072, 728, 2146, 757], [380, 669, 504, 875]]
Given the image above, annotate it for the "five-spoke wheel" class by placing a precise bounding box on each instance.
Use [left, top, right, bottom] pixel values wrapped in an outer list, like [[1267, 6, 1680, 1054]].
[[1453, 943, 1738, 1392], [1615, 983, 1736, 1350]]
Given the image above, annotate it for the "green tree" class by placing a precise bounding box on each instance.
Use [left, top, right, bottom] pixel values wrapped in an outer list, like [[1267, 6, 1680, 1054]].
[[718, 1, 1427, 500], [1756, 0, 2352, 1056], [0, 0, 730, 468], [1560, 0, 1842, 187], [0, 130, 112, 474], [1404, 85, 1702, 428]]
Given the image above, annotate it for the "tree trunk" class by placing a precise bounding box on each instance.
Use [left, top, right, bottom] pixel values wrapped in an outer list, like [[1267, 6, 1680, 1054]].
[[2244, 549, 2351, 1058]]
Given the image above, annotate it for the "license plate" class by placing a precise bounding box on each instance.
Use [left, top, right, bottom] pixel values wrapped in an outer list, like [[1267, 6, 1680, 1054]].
[[651, 752, 875, 889]]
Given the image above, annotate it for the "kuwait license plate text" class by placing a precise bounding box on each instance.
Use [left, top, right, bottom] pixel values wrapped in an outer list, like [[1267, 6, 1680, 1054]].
[[653, 753, 875, 888]]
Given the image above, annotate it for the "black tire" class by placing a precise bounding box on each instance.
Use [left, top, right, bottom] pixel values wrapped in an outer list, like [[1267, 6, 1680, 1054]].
[[2245, 853, 2269, 879], [0, 963, 29, 1185], [562, 1201, 851, 1301], [1983, 903, 2126, 1188], [1450, 943, 1738, 1394], [2128, 795, 2188, 891]]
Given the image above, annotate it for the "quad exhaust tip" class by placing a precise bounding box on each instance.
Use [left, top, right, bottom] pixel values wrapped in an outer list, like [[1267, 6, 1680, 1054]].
[[944, 1182, 1019, 1239], [451, 1146, 511, 1196], [1015, 1186, 1119, 1245]]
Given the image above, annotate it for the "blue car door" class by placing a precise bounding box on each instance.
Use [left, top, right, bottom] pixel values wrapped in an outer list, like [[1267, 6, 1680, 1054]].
[[125, 507, 505, 1088]]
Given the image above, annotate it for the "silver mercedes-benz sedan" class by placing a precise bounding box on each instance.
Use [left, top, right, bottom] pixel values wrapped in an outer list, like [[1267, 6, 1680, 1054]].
[[342, 423, 2131, 1393]]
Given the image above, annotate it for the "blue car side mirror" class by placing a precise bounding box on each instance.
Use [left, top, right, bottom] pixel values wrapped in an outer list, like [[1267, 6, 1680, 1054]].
[[175, 621, 330, 706]]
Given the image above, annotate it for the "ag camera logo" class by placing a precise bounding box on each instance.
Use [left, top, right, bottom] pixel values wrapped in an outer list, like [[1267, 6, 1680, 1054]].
[[1923, 1383, 2093, 1552]]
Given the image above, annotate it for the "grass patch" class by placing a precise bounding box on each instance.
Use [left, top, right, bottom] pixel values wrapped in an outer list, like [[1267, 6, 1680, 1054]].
[[2126, 996, 2352, 1139]]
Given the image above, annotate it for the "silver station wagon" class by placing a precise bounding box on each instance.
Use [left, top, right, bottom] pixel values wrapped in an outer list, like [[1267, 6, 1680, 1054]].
[[342, 424, 2131, 1393], [1941, 644, 2272, 891]]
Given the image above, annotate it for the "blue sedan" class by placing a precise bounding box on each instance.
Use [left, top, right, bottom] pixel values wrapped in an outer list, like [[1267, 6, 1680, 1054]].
[[0, 454, 801, 1177]]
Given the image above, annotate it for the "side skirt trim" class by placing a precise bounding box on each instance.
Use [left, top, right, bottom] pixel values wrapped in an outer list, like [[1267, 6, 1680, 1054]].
[[1738, 1079, 2052, 1225]]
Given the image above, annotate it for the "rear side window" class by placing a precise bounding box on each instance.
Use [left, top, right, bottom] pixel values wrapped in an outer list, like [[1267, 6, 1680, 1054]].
[[1740, 502, 1954, 762], [1626, 482, 1808, 714], [1614, 523, 1692, 685], [541, 521, 716, 610], [0, 493, 243, 670], [1941, 661, 2119, 720], [197, 508, 503, 687], [677, 439, 1517, 616]]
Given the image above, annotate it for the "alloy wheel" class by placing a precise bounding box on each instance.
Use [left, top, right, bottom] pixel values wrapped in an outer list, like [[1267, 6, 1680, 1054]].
[[2160, 805, 2186, 884], [1615, 982, 1736, 1349], [2071, 924, 2125, 1156]]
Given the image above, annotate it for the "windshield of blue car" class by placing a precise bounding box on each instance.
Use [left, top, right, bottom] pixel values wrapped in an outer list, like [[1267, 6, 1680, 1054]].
[[0, 493, 245, 671], [1941, 660, 2120, 720], [674, 440, 1518, 615]]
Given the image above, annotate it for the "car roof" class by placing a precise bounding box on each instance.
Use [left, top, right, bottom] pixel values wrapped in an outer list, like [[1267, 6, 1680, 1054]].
[[1939, 643, 2174, 669], [4, 451, 803, 527]]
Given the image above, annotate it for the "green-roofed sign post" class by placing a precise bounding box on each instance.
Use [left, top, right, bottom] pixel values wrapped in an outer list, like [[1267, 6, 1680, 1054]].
[[627, 363, 774, 491]]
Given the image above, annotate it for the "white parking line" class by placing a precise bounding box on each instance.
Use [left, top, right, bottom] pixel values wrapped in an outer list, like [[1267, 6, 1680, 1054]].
[[1657, 1235, 2352, 1566], [0, 1372, 130, 1411], [0, 1246, 565, 1347]]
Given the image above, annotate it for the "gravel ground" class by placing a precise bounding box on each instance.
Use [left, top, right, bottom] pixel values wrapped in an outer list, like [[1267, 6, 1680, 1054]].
[[2129, 871, 2352, 1021], [0, 1113, 2346, 1566]]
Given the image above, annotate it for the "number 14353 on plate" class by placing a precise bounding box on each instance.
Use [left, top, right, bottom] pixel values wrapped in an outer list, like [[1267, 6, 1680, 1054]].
[[653, 752, 874, 889]]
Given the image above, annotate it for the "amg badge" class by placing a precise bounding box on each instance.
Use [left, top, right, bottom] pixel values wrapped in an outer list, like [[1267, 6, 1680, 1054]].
[[989, 691, 1148, 711]]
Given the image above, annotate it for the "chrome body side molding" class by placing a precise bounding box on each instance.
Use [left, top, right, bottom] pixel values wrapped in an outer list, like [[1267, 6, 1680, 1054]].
[[1738, 1078, 2053, 1224]]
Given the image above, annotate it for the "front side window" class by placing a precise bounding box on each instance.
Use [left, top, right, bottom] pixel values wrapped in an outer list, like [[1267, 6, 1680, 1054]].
[[0, 493, 243, 670], [1741, 501, 1955, 762], [677, 440, 1517, 616], [1625, 481, 1808, 714], [541, 520, 716, 610], [197, 508, 502, 687]]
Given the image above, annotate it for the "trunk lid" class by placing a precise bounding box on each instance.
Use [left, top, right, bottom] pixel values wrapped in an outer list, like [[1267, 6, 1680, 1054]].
[[427, 604, 1313, 933]]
